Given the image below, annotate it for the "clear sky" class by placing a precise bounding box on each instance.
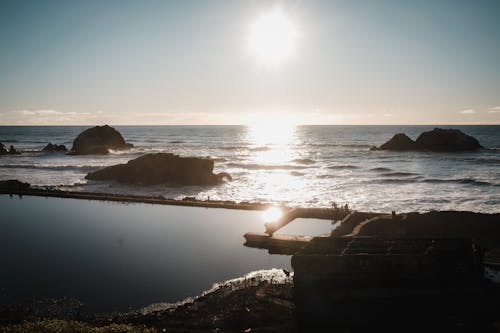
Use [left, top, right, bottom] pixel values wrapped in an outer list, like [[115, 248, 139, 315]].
[[1, 0, 499, 125]]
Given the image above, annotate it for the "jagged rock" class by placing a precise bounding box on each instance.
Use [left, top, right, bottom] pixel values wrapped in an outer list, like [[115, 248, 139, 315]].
[[373, 128, 482, 152], [370, 133, 419, 151], [86, 153, 232, 186], [0, 179, 30, 191], [69, 125, 133, 155], [0, 143, 20, 155], [415, 128, 483, 151], [42, 143, 67, 152]]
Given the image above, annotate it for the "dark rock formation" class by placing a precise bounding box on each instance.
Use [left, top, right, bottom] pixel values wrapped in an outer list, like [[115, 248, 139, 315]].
[[69, 125, 133, 155], [0, 179, 30, 191], [415, 128, 483, 151], [86, 153, 232, 186], [373, 128, 482, 152], [0, 143, 20, 155], [370, 133, 419, 151], [42, 143, 67, 152]]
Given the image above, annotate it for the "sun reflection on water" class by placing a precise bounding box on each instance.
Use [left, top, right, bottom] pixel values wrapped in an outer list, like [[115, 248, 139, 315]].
[[245, 121, 297, 165], [262, 206, 283, 223]]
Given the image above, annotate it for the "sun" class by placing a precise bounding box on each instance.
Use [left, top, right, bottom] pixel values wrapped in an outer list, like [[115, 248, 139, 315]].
[[248, 8, 298, 65]]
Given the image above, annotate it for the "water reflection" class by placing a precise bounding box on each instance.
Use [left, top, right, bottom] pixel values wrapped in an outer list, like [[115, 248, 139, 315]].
[[0, 195, 332, 312]]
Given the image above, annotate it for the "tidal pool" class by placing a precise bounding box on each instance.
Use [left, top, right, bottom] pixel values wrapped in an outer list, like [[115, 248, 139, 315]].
[[0, 195, 333, 312]]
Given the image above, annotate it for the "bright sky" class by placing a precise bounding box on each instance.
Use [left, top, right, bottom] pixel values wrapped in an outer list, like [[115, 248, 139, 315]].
[[1, 0, 499, 125]]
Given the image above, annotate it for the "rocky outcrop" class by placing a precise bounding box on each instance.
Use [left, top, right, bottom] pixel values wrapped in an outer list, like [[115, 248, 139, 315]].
[[86, 153, 232, 186], [0, 179, 30, 191], [42, 143, 67, 152], [69, 125, 133, 155], [370, 133, 419, 151], [372, 128, 482, 152], [415, 128, 483, 151], [0, 143, 20, 155]]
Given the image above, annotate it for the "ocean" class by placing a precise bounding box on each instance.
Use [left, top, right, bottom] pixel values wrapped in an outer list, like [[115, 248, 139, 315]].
[[0, 125, 499, 213]]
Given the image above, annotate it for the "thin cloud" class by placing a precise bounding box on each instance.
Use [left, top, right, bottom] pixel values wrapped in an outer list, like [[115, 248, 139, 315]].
[[488, 106, 500, 113], [459, 109, 476, 114]]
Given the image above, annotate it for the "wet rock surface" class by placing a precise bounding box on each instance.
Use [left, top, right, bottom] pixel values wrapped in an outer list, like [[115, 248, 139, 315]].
[[0, 179, 30, 191], [69, 125, 133, 155], [86, 153, 232, 186], [415, 127, 483, 151], [373, 128, 483, 151], [371, 133, 419, 151], [0, 143, 20, 155], [42, 143, 67, 152]]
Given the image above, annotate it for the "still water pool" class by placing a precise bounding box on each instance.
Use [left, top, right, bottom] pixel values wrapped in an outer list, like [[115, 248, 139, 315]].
[[0, 195, 333, 312]]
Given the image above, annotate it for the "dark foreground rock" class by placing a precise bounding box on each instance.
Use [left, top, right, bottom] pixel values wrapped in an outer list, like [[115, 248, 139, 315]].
[[0, 179, 30, 191], [336, 210, 500, 250], [0, 270, 296, 333], [69, 125, 133, 155], [0, 143, 20, 155], [42, 143, 67, 152], [86, 153, 232, 186], [372, 128, 483, 151]]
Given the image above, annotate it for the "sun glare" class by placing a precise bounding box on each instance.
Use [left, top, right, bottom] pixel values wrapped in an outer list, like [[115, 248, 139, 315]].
[[248, 8, 298, 65], [262, 206, 283, 223]]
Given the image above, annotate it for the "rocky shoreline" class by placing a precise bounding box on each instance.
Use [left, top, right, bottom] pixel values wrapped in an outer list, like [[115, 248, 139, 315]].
[[1, 270, 297, 333]]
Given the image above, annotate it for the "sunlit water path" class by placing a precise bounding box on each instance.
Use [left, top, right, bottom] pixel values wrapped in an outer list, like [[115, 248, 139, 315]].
[[0, 125, 499, 212]]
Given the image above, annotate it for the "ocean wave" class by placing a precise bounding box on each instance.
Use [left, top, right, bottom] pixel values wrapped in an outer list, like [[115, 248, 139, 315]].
[[249, 146, 271, 152], [311, 143, 371, 148], [422, 178, 497, 186], [328, 165, 359, 170], [317, 174, 335, 179], [462, 157, 500, 165], [291, 158, 315, 165], [226, 162, 309, 170], [371, 176, 424, 184], [381, 172, 419, 177], [219, 146, 245, 150], [169, 140, 185, 144], [0, 164, 100, 172], [370, 167, 392, 172], [290, 171, 305, 176]]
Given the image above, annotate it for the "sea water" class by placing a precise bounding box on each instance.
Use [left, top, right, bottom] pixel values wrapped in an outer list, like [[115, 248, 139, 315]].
[[0, 125, 499, 212]]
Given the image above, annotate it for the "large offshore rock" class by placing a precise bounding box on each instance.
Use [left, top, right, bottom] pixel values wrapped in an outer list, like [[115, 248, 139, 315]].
[[415, 128, 483, 151], [373, 128, 482, 152], [0, 143, 7, 155], [86, 153, 232, 186], [0, 142, 20, 155], [371, 133, 419, 151], [69, 125, 133, 155]]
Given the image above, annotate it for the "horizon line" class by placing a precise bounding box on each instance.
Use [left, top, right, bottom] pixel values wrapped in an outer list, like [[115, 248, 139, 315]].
[[0, 123, 499, 127]]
